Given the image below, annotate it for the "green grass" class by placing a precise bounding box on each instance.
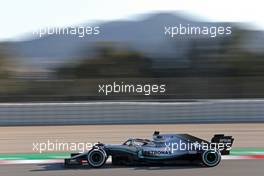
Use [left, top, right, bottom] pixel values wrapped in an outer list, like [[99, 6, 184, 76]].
[[230, 148, 264, 155]]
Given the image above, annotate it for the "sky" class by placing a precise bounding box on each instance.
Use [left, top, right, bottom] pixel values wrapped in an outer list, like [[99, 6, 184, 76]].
[[0, 0, 263, 41]]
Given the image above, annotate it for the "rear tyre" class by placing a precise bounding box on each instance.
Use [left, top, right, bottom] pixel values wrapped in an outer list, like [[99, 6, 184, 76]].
[[201, 150, 221, 167], [87, 149, 107, 168]]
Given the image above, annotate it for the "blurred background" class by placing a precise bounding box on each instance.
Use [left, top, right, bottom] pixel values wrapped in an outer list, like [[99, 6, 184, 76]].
[[0, 3, 264, 176], [0, 0, 263, 102]]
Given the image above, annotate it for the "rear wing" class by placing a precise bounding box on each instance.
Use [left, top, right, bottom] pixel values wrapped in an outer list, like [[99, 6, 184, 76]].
[[211, 134, 234, 155]]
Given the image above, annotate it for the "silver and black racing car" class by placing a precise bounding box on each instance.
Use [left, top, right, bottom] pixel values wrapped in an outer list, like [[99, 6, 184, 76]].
[[65, 131, 234, 168]]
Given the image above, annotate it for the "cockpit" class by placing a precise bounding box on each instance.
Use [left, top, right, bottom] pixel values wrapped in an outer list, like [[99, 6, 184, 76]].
[[123, 138, 153, 147]]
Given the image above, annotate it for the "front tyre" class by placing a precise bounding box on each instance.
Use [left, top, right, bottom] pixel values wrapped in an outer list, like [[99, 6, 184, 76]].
[[202, 150, 221, 167], [87, 149, 107, 168]]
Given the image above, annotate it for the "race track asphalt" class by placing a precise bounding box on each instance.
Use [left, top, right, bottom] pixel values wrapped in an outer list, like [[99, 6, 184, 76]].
[[0, 160, 263, 176], [0, 123, 264, 153], [0, 124, 264, 175]]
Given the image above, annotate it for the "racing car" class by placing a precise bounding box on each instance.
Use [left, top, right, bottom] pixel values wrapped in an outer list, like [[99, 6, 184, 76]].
[[64, 131, 234, 168]]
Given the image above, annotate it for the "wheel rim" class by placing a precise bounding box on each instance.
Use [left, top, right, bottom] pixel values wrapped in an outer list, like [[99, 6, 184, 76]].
[[202, 151, 220, 166], [88, 150, 106, 167], [205, 152, 217, 163]]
